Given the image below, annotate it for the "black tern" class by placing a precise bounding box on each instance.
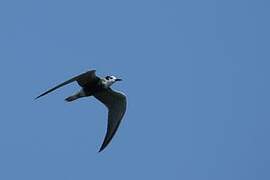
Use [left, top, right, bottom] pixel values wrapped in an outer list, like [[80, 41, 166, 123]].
[[36, 70, 127, 152]]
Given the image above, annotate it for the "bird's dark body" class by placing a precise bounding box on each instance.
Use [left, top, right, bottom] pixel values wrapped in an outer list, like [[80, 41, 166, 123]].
[[65, 74, 104, 101], [82, 80, 104, 96]]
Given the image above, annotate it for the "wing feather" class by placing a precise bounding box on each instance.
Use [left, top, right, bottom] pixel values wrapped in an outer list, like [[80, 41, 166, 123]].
[[35, 70, 97, 99], [94, 88, 127, 152]]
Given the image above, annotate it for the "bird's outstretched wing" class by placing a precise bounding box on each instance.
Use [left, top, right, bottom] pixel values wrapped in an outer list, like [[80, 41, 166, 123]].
[[35, 70, 98, 99], [94, 88, 127, 152]]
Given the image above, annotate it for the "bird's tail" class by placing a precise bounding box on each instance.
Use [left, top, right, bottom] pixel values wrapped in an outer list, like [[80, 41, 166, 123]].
[[65, 95, 79, 102]]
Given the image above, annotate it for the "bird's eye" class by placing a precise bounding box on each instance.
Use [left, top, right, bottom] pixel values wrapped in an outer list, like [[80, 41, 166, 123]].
[[106, 76, 111, 80]]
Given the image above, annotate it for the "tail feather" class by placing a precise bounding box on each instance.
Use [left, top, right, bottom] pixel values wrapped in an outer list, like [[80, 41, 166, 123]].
[[65, 95, 78, 102]]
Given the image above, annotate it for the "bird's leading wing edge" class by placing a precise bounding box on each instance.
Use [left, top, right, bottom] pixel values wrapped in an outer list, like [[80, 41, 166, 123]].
[[35, 70, 96, 99]]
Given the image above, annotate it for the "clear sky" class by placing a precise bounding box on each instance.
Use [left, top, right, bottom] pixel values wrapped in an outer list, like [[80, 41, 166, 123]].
[[0, 0, 269, 179]]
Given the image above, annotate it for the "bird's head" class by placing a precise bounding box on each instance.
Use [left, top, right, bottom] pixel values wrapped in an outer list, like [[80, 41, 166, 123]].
[[104, 75, 122, 87]]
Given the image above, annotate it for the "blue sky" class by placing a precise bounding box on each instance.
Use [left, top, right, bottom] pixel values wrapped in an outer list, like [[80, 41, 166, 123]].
[[0, 0, 269, 179]]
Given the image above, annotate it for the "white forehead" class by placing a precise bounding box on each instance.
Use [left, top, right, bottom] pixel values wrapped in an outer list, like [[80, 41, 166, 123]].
[[105, 75, 117, 81], [109, 76, 117, 79]]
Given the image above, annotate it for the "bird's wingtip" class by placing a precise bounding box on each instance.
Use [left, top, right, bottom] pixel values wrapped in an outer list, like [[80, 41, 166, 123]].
[[35, 95, 41, 100], [98, 142, 109, 153], [98, 147, 105, 153]]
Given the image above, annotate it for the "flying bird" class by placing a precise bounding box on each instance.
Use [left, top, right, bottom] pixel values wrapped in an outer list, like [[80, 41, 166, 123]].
[[35, 70, 127, 152]]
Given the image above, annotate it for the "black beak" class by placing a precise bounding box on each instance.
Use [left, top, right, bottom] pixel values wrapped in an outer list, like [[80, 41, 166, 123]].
[[116, 78, 122, 81]]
